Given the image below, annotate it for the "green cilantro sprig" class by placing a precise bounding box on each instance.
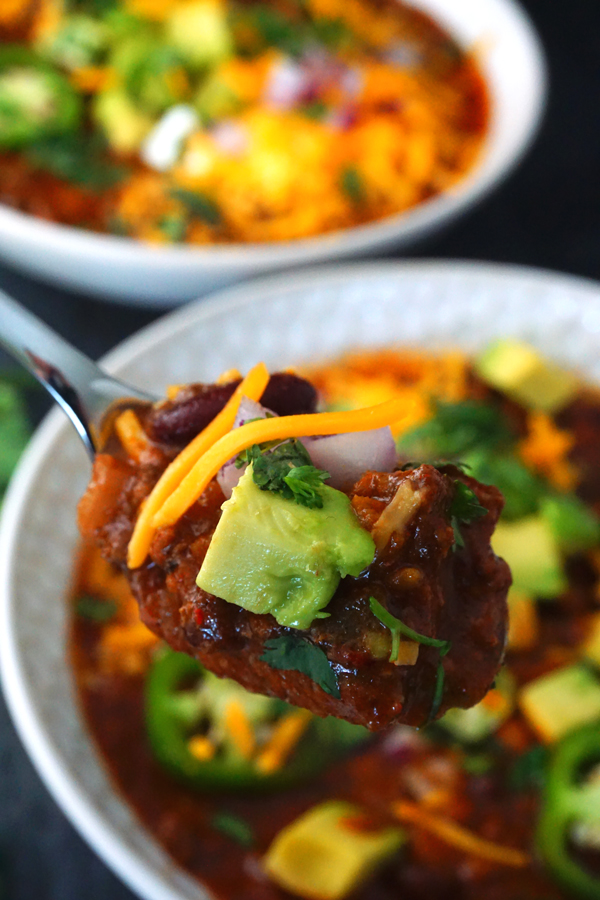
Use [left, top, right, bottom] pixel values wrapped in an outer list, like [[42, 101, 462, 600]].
[[211, 811, 255, 848], [76, 595, 118, 623], [369, 597, 451, 722], [369, 597, 451, 662], [398, 399, 513, 460], [239, 440, 329, 509], [450, 480, 487, 549], [260, 633, 340, 698]]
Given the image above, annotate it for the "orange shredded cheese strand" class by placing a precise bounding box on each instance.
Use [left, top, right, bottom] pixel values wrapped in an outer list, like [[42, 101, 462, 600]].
[[393, 801, 529, 868], [188, 735, 216, 762], [153, 395, 415, 530], [165, 384, 184, 400], [127, 362, 270, 568], [223, 700, 256, 759], [256, 709, 313, 774], [519, 412, 577, 491], [393, 642, 420, 666], [114, 409, 150, 463]]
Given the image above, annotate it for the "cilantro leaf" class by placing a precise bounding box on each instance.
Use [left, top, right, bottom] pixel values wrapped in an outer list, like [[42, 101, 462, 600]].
[[158, 214, 187, 243], [340, 166, 364, 204], [398, 400, 513, 460], [450, 480, 487, 549], [76, 595, 118, 623], [283, 464, 329, 506], [260, 634, 340, 698], [399, 460, 471, 474], [302, 101, 329, 120], [451, 480, 488, 522], [242, 440, 329, 509], [369, 597, 450, 722], [171, 189, 221, 226], [211, 811, 255, 848], [463, 449, 545, 521], [369, 597, 451, 661], [0, 380, 31, 491], [508, 745, 548, 793], [26, 134, 127, 190], [429, 663, 446, 722]]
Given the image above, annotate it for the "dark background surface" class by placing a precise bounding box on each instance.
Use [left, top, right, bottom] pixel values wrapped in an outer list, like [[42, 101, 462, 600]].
[[0, 1, 597, 896]]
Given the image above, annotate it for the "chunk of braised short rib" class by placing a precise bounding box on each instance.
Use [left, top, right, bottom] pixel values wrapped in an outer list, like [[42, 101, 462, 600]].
[[78, 374, 510, 730]]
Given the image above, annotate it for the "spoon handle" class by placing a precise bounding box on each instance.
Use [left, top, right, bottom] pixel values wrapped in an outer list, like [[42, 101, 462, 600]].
[[0, 288, 152, 457]]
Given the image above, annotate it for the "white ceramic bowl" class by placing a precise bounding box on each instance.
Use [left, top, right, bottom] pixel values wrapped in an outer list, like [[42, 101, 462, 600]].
[[2, 260, 600, 900], [0, 0, 546, 306]]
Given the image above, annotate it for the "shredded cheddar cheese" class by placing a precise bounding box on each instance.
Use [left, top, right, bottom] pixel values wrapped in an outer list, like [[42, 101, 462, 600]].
[[127, 362, 269, 568], [188, 735, 217, 762], [393, 642, 420, 666], [392, 800, 530, 868], [114, 409, 150, 463], [519, 412, 577, 491], [223, 700, 255, 759], [256, 709, 313, 774], [151, 395, 417, 531]]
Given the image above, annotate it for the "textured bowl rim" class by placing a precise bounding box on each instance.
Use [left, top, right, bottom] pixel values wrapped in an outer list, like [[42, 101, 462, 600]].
[[3, 259, 600, 900], [0, 0, 547, 272]]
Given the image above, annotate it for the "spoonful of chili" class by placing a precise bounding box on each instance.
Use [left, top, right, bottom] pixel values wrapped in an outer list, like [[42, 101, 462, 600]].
[[0, 288, 511, 731]]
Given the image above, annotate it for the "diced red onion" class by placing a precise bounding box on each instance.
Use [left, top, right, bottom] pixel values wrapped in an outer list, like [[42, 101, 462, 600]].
[[233, 396, 273, 429], [326, 104, 358, 131], [304, 427, 397, 491], [381, 725, 424, 762], [217, 458, 246, 499], [384, 41, 422, 68], [217, 397, 275, 498], [211, 120, 248, 156], [264, 58, 310, 109], [340, 66, 363, 99]]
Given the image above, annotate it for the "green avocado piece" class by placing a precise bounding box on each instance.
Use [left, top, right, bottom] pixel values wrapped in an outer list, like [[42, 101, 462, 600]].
[[439, 668, 515, 744], [93, 87, 153, 153], [264, 800, 405, 900], [194, 72, 242, 122], [165, 1, 233, 70], [110, 33, 186, 115], [540, 494, 600, 554], [196, 466, 375, 629], [519, 664, 600, 742], [492, 515, 566, 599], [475, 339, 577, 413]]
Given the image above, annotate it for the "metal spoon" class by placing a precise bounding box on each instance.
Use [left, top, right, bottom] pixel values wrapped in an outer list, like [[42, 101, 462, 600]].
[[0, 288, 154, 457]]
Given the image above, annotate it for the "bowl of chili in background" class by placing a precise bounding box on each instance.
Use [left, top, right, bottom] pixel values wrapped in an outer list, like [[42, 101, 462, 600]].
[[2, 260, 600, 900], [0, 0, 545, 306]]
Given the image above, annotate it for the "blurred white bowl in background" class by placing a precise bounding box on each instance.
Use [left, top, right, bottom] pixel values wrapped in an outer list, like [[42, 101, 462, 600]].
[[0, 0, 546, 306]]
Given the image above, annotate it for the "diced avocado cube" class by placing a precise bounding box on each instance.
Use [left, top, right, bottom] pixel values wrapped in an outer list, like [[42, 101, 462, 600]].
[[165, 0, 233, 70], [540, 494, 600, 554], [475, 339, 577, 413], [519, 664, 600, 742], [440, 668, 515, 744], [492, 516, 567, 599], [110, 34, 187, 115], [195, 72, 241, 122], [93, 87, 153, 153], [197, 466, 375, 629], [583, 613, 600, 669], [264, 801, 405, 900]]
